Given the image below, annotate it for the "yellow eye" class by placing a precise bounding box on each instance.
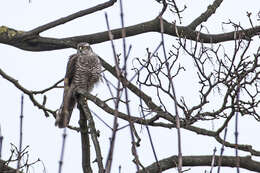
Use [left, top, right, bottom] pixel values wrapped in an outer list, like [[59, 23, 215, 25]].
[[79, 46, 83, 50]]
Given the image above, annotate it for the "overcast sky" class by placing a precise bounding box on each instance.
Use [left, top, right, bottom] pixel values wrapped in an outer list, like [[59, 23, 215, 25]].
[[1, 0, 260, 173]]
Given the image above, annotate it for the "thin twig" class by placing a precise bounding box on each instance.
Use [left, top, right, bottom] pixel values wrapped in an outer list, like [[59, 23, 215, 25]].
[[0, 68, 55, 117], [234, 28, 240, 173], [159, 17, 182, 173], [104, 12, 121, 173], [217, 127, 228, 173], [119, 0, 140, 170], [129, 42, 162, 82], [139, 84, 161, 172], [31, 78, 63, 94], [210, 147, 217, 173], [78, 105, 92, 173], [0, 124, 3, 159], [90, 110, 113, 130], [17, 94, 24, 171], [58, 128, 67, 173], [235, 86, 240, 173], [158, 0, 167, 18]]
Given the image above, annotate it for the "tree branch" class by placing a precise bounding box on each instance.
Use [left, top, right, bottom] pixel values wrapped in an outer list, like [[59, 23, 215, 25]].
[[31, 78, 63, 95], [77, 93, 104, 173], [0, 68, 55, 117], [25, 0, 117, 36], [78, 106, 92, 173], [138, 155, 260, 173], [1, 17, 260, 51], [0, 159, 22, 173], [84, 91, 260, 158], [188, 0, 223, 29]]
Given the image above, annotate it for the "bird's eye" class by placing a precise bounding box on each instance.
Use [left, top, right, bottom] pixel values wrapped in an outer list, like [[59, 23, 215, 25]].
[[79, 46, 83, 50]]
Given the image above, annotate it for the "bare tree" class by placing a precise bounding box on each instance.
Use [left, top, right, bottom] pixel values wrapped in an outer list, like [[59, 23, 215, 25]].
[[1, 0, 260, 172]]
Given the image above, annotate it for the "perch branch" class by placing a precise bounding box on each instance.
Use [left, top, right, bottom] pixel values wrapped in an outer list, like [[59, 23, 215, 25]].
[[78, 105, 92, 173], [77, 92, 104, 173]]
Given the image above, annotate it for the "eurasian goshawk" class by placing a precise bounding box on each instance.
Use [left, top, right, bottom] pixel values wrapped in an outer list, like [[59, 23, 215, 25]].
[[55, 42, 101, 128]]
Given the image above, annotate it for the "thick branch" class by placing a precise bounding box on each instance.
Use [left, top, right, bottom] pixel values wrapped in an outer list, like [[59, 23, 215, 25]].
[[138, 155, 260, 173], [83, 90, 260, 157], [84, 92, 169, 126], [77, 93, 104, 173], [78, 106, 92, 173], [26, 0, 117, 35], [1, 17, 260, 51], [0, 0, 117, 49], [215, 135, 260, 156], [188, 0, 223, 29]]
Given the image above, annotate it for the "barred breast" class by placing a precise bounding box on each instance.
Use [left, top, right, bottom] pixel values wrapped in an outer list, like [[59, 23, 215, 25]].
[[73, 53, 101, 92]]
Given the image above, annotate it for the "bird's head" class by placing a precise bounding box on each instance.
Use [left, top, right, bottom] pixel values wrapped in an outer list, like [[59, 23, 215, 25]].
[[77, 42, 92, 54]]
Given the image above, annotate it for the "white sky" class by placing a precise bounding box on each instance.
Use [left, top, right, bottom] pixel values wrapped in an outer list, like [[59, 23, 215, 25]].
[[1, 0, 260, 173]]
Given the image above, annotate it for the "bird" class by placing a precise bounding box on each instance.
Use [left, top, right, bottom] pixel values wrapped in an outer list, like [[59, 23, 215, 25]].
[[55, 42, 102, 128]]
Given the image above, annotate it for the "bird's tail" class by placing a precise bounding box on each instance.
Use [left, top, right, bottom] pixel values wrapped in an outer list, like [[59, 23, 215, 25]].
[[55, 87, 76, 128]]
